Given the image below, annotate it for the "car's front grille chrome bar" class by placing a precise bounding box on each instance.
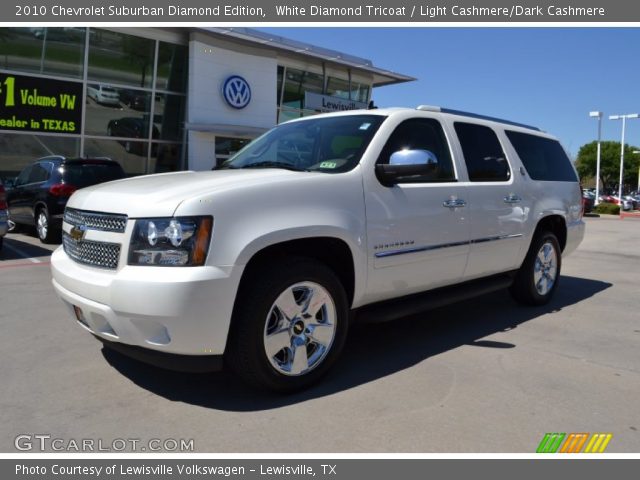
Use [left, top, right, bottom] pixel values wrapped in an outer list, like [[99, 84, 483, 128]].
[[64, 208, 127, 233], [63, 233, 121, 270]]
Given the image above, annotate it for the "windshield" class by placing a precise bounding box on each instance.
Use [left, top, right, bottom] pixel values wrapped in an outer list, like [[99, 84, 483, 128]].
[[220, 114, 386, 173]]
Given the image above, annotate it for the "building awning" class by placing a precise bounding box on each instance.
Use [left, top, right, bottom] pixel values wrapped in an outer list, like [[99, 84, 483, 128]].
[[185, 123, 270, 137], [196, 27, 416, 87]]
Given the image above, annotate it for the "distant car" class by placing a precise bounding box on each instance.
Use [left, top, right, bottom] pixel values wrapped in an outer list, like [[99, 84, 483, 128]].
[[7, 157, 126, 243], [87, 84, 120, 106], [107, 117, 159, 155], [599, 194, 615, 204], [608, 196, 633, 211], [0, 180, 8, 251], [582, 193, 594, 213], [622, 195, 638, 210]]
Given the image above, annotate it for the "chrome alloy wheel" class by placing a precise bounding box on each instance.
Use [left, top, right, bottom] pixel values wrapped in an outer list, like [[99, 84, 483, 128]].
[[533, 241, 558, 295], [37, 211, 48, 241], [263, 281, 337, 376]]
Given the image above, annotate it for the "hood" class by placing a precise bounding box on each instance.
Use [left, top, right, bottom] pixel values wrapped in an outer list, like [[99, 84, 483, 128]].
[[67, 169, 306, 217]]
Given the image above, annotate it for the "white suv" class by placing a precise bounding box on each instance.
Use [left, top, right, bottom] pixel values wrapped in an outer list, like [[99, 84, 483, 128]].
[[51, 106, 585, 391]]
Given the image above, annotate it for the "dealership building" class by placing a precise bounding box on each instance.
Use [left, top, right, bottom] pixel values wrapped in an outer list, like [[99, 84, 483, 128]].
[[0, 27, 413, 177]]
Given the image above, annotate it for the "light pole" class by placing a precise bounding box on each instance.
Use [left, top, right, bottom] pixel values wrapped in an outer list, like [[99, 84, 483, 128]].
[[634, 150, 640, 193], [589, 111, 603, 204], [609, 113, 639, 206]]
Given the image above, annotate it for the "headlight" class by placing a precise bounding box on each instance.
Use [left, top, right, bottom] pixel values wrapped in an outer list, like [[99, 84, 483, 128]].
[[128, 216, 213, 266]]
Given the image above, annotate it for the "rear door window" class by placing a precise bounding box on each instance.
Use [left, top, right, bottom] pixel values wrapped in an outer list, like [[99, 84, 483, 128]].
[[505, 131, 577, 182], [27, 164, 50, 184], [15, 166, 33, 186], [454, 122, 510, 182]]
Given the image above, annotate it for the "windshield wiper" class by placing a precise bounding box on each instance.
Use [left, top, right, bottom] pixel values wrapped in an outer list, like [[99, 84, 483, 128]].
[[240, 161, 309, 172]]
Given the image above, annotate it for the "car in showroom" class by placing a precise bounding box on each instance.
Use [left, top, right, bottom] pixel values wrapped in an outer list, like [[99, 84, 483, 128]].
[[51, 106, 584, 392], [7, 157, 125, 243]]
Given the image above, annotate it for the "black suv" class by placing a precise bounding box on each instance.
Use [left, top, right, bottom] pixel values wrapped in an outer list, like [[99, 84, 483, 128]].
[[6, 157, 126, 243]]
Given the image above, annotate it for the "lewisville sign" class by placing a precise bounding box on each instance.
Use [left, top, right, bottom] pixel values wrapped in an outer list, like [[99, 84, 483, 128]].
[[0, 73, 82, 134], [304, 92, 368, 112]]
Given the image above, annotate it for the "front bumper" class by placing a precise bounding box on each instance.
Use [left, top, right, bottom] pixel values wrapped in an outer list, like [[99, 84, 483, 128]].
[[51, 246, 243, 358]]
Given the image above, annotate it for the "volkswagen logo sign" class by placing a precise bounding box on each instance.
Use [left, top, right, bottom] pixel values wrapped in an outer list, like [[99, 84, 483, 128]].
[[222, 75, 251, 109]]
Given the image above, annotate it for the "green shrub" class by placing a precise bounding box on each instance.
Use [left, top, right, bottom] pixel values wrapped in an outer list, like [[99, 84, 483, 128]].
[[594, 203, 620, 215]]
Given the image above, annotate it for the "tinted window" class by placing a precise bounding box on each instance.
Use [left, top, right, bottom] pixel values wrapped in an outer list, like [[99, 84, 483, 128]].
[[378, 118, 455, 182], [62, 163, 125, 187], [505, 131, 577, 182], [28, 164, 50, 183], [455, 122, 510, 182], [15, 166, 32, 186]]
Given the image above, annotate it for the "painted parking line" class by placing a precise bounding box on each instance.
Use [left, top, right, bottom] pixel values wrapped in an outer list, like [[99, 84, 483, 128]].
[[1, 242, 44, 263], [0, 260, 50, 269]]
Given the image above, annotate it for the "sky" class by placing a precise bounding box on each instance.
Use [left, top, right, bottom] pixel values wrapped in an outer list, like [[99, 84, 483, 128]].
[[261, 27, 640, 158]]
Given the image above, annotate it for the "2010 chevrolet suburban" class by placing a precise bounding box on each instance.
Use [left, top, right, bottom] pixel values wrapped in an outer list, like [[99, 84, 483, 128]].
[[51, 106, 585, 391]]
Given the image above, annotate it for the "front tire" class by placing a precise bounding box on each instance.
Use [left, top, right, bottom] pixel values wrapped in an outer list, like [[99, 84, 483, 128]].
[[510, 231, 561, 306], [226, 258, 349, 392]]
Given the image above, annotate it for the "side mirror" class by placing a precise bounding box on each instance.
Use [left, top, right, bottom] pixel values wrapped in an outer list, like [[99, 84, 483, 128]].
[[375, 149, 438, 186], [4, 177, 16, 189]]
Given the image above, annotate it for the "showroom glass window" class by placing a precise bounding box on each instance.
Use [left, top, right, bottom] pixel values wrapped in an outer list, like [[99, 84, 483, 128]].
[[88, 30, 155, 88], [279, 67, 324, 122], [326, 76, 350, 99], [0, 28, 85, 79]]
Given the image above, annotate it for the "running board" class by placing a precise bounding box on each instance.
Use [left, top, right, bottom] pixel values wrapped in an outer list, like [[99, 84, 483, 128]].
[[355, 271, 517, 324]]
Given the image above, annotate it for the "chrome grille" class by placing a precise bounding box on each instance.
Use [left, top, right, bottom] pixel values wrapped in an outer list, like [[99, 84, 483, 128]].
[[64, 208, 127, 233], [63, 233, 121, 269]]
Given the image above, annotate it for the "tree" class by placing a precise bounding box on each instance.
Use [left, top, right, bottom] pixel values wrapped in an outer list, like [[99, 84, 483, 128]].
[[121, 35, 153, 88], [575, 141, 640, 193]]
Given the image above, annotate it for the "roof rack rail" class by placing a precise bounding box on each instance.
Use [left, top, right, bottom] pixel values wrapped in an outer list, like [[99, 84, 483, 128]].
[[416, 105, 540, 131], [416, 105, 441, 112]]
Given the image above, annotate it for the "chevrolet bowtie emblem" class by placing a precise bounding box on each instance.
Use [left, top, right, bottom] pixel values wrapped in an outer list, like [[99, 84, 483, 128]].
[[69, 225, 87, 241]]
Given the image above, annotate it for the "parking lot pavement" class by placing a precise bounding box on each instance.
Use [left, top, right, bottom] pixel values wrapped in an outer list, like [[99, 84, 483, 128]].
[[0, 231, 57, 267], [0, 216, 639, 453]]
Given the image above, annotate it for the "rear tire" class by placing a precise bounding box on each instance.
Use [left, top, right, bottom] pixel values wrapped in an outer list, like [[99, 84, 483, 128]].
[[510, 231, 561, 306], [35, 207, 57, 244], [225, 257, 349, 392]]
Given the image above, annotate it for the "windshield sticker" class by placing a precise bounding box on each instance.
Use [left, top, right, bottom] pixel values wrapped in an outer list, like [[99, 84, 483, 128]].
[[319, 161, 338, 169], [359, 123, 372, 130]]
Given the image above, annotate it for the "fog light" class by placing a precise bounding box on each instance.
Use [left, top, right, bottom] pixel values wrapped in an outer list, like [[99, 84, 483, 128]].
[[73, 305, 89, 327]]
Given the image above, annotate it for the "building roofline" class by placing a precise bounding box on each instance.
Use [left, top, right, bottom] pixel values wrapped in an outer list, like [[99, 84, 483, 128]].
[[195, 27, 416, 87]]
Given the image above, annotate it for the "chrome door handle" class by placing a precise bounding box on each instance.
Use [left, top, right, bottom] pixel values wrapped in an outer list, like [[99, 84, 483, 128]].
[[503, 194, 522, 204], [443, 198, 467, 208]]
